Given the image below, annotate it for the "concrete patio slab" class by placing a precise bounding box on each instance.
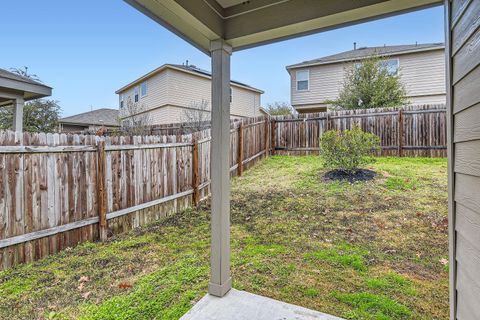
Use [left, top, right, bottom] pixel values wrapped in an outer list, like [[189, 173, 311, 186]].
[[180, 289, 344, 320]]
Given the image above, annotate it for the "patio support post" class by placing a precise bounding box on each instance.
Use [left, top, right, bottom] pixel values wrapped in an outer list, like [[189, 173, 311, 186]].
[[13, 96, 24, 133], [208, 39, 232, 297]]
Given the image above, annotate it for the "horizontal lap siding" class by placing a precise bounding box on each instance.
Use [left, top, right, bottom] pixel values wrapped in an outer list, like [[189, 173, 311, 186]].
[[290, 49, 446, 107], [401, 50, 446, 98], [119, 72, 169, 119], [167, 69, 261, 118], [290, 64, 344, 106], [450, 0, 480, 318], [119, 68, 261, 124]]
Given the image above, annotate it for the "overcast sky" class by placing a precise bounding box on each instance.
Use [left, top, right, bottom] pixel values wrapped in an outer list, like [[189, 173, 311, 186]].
[[0, 1, 445, 117]]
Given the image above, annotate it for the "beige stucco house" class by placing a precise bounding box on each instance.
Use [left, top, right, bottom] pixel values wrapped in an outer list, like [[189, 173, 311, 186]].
[[116, 63, 263, 125], [287, 43, 446, 113]]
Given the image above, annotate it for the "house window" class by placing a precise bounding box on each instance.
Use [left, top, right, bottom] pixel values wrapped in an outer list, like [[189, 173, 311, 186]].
[[141, 82, 148, 97], [379, 59, 399, 75], [119, 94, 124, 109], [134, 87, 139, 102], [354, 59, 399, 75], [296, 70, 309, 91]]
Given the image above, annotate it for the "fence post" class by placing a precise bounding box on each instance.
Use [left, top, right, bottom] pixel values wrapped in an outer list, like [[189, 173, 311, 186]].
[[398, 109, 404, 157], [97, 140, 108, 241], [264, 117, 269, 157], [270, 119, 276, 155], [238, 123, 244, 176], [192, 137, 200, 206]]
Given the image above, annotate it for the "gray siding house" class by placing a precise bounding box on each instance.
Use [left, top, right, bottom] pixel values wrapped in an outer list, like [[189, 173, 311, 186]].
[[287, 43, 446, 113]]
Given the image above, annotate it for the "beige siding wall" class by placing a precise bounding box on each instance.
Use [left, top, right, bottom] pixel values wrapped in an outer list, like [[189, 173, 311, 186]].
[[119, 71, 169, 118], [147, 105, 193, 124], [448, 0, 480, 319], [290, 49, 446, 108], [401, 49, 446, 98], [290, 63, 345, 106], [166, 69, 261, 117], [119, 67, 261, 124], [409, 94, 446, 105]]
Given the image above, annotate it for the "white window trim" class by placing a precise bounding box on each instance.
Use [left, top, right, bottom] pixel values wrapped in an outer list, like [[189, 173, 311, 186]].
[[296, 69, 309, 91], [134, 86, 139, 102], [384, 58, 400, 75], [141, 82, 148, 97], [354, 58, 400, 74]]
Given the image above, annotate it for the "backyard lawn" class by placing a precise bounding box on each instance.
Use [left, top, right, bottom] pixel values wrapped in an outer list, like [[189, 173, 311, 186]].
[[0, 156, 449, 320]]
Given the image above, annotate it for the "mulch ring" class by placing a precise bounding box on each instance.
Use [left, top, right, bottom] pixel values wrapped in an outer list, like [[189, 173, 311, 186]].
[[323, 169, 376, 183]]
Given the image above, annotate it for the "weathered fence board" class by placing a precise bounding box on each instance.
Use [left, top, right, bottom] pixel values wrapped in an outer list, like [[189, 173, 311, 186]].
[[0, 116, 268, 270], [272, 104, 447, 157]]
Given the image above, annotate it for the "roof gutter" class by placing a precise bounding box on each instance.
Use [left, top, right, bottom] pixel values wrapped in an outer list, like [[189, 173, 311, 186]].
[[285, 45, 445, 70]]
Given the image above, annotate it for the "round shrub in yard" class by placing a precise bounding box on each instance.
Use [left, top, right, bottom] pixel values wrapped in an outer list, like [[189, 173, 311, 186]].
[[320, 126, 380, 180]]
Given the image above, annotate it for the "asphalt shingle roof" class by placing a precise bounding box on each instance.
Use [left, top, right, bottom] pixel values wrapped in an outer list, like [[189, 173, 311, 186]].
[[168, 64, 260, 91], [287, 43, 445, 69], [116, 63, 264, 94], [59, 108, 120, 127]]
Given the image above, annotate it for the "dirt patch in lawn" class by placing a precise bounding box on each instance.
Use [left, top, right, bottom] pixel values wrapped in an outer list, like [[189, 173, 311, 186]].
[[323, 169, 376, 183]]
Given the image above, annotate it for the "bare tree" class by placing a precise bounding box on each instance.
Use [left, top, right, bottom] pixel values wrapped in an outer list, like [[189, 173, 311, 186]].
[[265, 101, 296, 116], [181, 99, 211, 133], [10, 66, 42, 82], [120, 96, 152, 135]]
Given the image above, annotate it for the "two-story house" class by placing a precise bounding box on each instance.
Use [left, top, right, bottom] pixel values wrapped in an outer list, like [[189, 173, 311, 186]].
[[116, 63, 264, 125], [286, 43, 446, 113]]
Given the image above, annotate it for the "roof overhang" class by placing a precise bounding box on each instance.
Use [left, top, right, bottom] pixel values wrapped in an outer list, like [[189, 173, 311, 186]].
[[116, 64, 264, 94], [125, 0, 443, 55], [0, 76, 52, 106], [286, 45, 446, 70]]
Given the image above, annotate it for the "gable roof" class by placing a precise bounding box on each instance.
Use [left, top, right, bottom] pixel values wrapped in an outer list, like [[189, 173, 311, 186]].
[[116, 63, 264, 94], [286, 43, 445, 69], [59, 108, 120, 127]]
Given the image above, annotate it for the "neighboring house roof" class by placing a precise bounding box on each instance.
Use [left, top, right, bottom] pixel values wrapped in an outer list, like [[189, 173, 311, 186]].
[[286, 43, 445, 69], [59, 108, 120, 127], [0, 68, 52, 106], [116, 63, 264, 94], [259, 107, 269, 115]]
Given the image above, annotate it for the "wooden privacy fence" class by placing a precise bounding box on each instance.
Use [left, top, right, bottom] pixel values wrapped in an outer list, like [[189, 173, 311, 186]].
[[0, 105, 447, 270], [0, 116, 268, 270], [271, 104, 447, 157]]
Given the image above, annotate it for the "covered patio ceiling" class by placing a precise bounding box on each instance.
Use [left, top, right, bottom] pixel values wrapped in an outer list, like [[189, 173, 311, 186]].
[[125, 0, 442, 54]]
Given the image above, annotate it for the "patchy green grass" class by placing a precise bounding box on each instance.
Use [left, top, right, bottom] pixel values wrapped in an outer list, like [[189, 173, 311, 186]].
[[0, 156, 448, 319], [304, 243, 369, 272], [334, 292, 412, 320]]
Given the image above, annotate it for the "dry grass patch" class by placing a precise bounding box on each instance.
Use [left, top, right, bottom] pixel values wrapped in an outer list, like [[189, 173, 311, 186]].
[[0, 156, 448, 319]]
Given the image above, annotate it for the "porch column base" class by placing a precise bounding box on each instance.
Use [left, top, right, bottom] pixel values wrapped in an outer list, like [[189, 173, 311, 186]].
[[208, 277, 232, 297]]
